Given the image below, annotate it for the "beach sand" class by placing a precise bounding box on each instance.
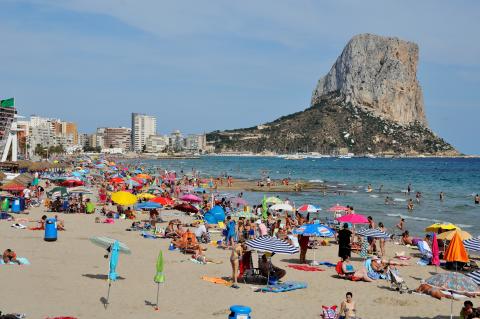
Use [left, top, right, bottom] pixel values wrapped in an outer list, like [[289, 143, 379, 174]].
[[0, 205, 459, 319]]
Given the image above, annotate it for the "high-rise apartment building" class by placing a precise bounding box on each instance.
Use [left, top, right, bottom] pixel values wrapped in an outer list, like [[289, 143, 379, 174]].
[[131, 113, 156, 152], [104, 127, 131, 152]]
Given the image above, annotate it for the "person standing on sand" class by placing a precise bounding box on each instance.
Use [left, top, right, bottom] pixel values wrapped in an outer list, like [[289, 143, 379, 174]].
[[230, 242, 243, 289], [338, 223, 352, 258]]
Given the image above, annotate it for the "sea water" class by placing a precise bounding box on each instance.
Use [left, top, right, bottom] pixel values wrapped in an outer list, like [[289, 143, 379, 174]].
[[140, 156, 480, 236]]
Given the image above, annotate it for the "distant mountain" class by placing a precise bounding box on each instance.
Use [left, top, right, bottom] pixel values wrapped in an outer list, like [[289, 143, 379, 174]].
[[207, 34, 457, 155]]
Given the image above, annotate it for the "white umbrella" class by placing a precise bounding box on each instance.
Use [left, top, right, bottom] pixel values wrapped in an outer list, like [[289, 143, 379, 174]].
[[269, 203, 294, 212]]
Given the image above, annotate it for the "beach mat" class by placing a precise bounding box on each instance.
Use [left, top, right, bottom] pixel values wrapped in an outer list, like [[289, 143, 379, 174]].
[[318, 261, 336, 267], [0, 257, 30, 265], [255, 281, 307, 293], [287, 264, 324, 272]]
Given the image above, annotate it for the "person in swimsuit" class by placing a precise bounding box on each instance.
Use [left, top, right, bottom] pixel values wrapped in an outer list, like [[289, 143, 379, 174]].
[[340, 256, 372, 282], [230, 242, 244, 289], [475, 194, 480, 205], [2, 249, 20, 265], [339, 292, 356, 319]]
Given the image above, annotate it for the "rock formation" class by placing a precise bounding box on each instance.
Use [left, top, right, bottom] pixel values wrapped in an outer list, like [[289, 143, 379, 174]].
[[311, 33, 426, 125], [207, 34, 457, 155]]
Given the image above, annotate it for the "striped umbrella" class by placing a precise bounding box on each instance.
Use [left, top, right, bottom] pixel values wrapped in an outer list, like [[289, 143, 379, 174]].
[[464, 237, 480, 253], [293, 224, 334, 237], [356, 228, 391, 239], [246, 236, 299, 254], [297, 204, 321, 213], [465, 271, 480, 285]]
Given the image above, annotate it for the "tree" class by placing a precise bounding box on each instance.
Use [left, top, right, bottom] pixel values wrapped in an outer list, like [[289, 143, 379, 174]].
[[34, 144, 46, 157], [142, 144, 147, 153]]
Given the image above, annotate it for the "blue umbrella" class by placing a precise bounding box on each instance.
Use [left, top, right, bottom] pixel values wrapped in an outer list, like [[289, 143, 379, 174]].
[[293, 224, 335, 237], [105, 241, 120, 308], [193, 187, 206, 193], [137, 202, 163, 210]]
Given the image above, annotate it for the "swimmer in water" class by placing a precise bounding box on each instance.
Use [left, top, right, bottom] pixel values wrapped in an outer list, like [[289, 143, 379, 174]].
[[439, 192, 445, 201], [407, 199, 414, 211], [475, 194, 479, 205], [367, 184, 372, 192]]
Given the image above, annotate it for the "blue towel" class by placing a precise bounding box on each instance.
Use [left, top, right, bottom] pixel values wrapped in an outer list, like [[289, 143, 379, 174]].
[[141, 231, 157, 239], [256, 281, 307, 293], [318, 262, 336, 267], [0, 257, 30, 265]]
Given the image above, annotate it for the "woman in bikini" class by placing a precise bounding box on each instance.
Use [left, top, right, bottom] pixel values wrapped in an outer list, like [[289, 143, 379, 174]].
[[230, 242, 244, 289], [341, 256, 373, 282]]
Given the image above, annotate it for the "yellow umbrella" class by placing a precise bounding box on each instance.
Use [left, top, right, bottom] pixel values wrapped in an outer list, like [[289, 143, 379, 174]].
[[111, 191, 138, 206], [437, 229, 473, 241], [265, 197, 283, 204], [425, 223, 457, 233], [137, 193, 155, 200]]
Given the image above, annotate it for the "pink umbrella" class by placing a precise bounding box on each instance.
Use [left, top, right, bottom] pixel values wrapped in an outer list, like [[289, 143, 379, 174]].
[[328, 204, 349, 212], [336, 213, 369, 224], [180, 194, 202, 203], [231, 197, 248, 206], [432, 232, 440, 267]]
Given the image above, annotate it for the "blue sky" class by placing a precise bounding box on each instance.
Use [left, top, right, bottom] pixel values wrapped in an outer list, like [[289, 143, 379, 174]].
[[0, 0, 479, 154]]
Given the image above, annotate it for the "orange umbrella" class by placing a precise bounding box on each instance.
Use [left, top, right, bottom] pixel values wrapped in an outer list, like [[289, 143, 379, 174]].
[[444, 231, 469, 263], [136, 173, 152, 180], [150, 197, 174, 206]]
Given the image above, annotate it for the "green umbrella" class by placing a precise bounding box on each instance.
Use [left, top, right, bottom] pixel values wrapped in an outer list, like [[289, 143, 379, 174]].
[[262, 195, 268, 220], [153, 250, 164, 310], [47, 186, 68, 198]]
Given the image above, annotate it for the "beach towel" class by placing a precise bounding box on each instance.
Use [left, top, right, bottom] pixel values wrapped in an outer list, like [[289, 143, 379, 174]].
[[0, 257, 30, 265], [255, 281, 307, 293], [318, 261, 336, 267], [201, 276, 232, 287], [287, 264, 324, 272], [364, 259, 386, 280], [141, 231, 158, 239]]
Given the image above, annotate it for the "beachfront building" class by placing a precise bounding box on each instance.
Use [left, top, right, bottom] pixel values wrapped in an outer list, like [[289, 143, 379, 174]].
[[131, 113, 157, 152], [145, 134, 169, 153], [184, 134, 207, 152], [169, 130, 184, 152], [103, 127, 131, 152]]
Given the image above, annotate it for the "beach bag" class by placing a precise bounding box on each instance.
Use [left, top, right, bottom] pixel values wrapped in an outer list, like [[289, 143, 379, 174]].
[[321, 305, 337, 319]]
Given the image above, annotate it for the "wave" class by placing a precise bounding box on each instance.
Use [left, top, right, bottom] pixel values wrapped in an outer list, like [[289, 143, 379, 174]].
[[342, 190, 358, 193], [369, 194, 379, 198], [393, 198, 407, 202], [386, 213, 473, 229], [309, 179, 324, 183]]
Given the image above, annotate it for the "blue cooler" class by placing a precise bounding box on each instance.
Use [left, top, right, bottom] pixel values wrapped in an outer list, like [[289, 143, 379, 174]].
[[229, 305, 251, 319], [44, 218, 58, 242]]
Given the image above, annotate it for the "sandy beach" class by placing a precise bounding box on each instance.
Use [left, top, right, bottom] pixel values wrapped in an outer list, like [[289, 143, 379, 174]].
[[0, 201, 460, 319]]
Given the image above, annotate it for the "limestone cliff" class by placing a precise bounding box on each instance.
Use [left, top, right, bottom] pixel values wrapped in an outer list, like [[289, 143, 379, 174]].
[[311, 33, 426, 125], [207, 34, 457, 155]]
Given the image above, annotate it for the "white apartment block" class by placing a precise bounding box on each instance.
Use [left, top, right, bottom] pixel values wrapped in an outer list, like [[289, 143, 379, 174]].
[[131, 113, 157, 152]]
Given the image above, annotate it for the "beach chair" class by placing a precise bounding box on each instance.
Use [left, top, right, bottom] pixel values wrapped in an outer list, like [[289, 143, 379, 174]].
[[239, 251, 266, 284], [387, 268, 409, 294]]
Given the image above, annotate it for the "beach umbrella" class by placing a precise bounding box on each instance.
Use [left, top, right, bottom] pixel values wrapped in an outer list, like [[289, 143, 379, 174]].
[[111, 191, 138, 206], [463, 237, 480, 253], [179, 194, 202, 203], [356, 228, 391, 238], [444, 231, 469, 263], [193, 187, 206, 193], [90, 236, 132, 255], [432, 232, 440, 267], [231, 197, 248, 206], [246, 235, 299, 254], [47, 186, 68, 198], [336, 213, 369, 224], [297, 204, 321, 213], [136, 202, 163, 210], [127, 179, 141, 188], [137, 193, 156, 200], [69, 186, 93, 194], [153, 250, 165, 311], [425, 272, 480, 318], [293, 224, 335, 237], [269, 203, 294, 212], [150, 197, 175, 206], [136, 173, 152, 180], [465, 271, 480, 285], [425, 223, 457, 233], [173, 203, 198, 213], [328, 204, 348, 212], [109, 177, 124, 184], [265, 196, 283, 204], [105, 241, 120, 308], [438, 229, 473, 241]]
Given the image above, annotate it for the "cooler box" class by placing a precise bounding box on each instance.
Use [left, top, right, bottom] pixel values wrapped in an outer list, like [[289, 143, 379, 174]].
[[229, 305, 251, 319]]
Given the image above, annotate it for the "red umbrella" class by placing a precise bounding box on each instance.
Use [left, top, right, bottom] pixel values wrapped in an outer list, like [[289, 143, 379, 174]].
[[1, 183, 26, 192], [150, 197, 174, 206], [110, 177, 124, 184], [60, 180, 84, 187], [173, 203, 198, 213]]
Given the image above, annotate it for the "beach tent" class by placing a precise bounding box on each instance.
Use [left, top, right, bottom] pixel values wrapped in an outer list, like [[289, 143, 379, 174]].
[[444, 231, 469, 263], [204, 205, 225, 224]]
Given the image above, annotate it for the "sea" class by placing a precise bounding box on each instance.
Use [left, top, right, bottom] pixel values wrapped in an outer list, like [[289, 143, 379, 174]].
[[139, 156, 480, 237]]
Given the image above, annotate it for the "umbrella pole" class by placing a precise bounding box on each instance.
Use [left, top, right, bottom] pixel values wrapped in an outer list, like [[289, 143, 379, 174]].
[[105, 280, 112, 309], [450, 293, 453, 319], [155, 282, 160, 311]]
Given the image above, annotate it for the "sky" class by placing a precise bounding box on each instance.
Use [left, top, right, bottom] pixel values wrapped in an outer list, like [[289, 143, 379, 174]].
[[0, 0, 479, 154]]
